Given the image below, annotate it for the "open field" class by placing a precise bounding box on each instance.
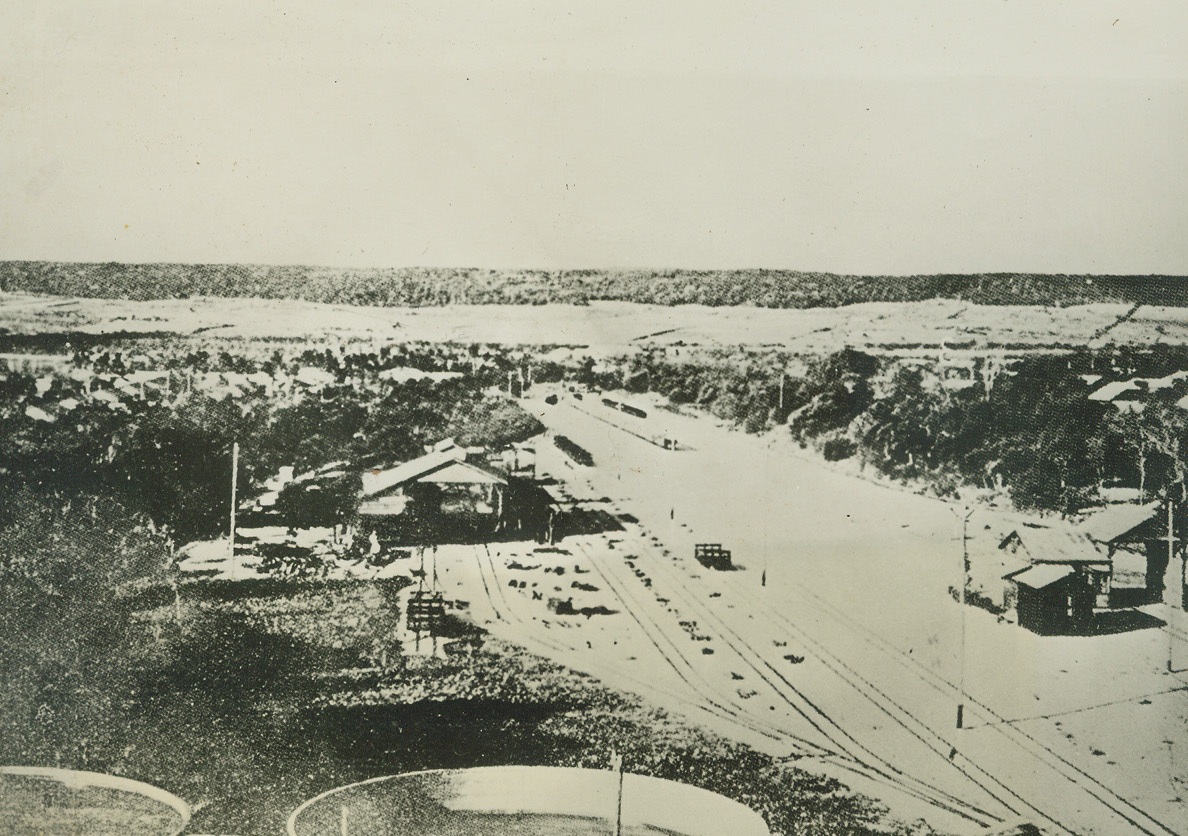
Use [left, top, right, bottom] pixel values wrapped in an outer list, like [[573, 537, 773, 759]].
[[5, 292, 1188, 351]]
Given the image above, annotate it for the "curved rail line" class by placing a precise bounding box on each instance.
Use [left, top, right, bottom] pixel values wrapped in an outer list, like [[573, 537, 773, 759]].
[[768, 577, 1184, 836], [566, 534, 1002, 827], [469, 542, 813, 755], [608, 528, 1013, 827]]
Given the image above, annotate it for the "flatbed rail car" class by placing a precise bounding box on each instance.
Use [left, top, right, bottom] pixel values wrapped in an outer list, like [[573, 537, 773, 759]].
[[694, 543, 733, 571], [600, 397, 649, 419]]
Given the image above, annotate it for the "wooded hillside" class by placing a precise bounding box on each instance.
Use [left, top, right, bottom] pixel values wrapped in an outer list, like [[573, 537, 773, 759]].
[[3, 262, 1187, 308]]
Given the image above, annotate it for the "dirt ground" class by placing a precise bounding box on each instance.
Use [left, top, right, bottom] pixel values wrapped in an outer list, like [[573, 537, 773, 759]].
[[6, 292, 1188, 351], [424, 388, 1188, 836]]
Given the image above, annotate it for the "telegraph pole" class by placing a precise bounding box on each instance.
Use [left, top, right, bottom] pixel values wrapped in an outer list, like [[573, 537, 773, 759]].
[[610, 750, 624, 836], [229, 441, 239, 563], [1166, 497, 1185, 674], [956, 506, 972, 729]]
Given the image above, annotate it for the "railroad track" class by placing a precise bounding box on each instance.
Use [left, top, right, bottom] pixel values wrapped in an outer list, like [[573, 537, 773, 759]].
[[464, 542, 810, 754], [589, 525, 1010, 829], [565, 537, 836, 759], [759, 577, 1185, 836]]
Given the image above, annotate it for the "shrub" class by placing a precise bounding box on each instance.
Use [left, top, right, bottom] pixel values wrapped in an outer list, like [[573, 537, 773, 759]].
[[822, 436, 857, 461]]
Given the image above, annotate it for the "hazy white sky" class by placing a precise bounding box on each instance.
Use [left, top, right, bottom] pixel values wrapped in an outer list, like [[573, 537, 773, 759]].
[[2, 2, 1186, 274]]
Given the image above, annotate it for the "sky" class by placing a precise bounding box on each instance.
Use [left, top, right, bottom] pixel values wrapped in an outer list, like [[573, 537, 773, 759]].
[[1, 2, 1186, 275]]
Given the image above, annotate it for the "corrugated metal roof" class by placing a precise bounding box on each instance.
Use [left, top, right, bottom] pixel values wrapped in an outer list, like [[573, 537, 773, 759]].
[[1002, 525, 1107, 564], [1005, 563, 1075, 590], [1079, 501, 1161, 544], [361, 448, 467, 497], [420, 460, 506, 485], [360, 448, 507, 497]]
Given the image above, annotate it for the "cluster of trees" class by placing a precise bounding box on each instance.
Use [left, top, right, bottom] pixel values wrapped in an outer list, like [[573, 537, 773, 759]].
[[0, 487, 172, 766], [853, 352, 1188, 512], [1, 342, 544, 541], [600, 345, 1188, 516], [4, 261, 1188, 309], [612, 347, 876, 435], [74, 336, 519, 387]]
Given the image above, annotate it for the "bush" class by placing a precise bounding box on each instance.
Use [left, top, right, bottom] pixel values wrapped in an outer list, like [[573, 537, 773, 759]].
[[822, 436, 857, 461]]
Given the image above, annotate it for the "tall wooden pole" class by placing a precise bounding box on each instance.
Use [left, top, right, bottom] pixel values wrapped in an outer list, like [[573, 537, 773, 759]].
[[229, 441, 239, 562], [1179, 496, 1188, 612], [611, 751, 624, 836], [957, 507, 971, 729], [1169, 498, 1176, 674]]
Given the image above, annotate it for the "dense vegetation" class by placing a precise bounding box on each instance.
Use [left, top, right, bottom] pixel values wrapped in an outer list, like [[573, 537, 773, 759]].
[[3, 261, 1188, 309], [610, 345, 1188, 515], [0, 341, 542, 541]]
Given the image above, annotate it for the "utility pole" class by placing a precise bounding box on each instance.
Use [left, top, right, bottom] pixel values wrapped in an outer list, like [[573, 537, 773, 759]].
[[610, 750, 624, 836], [1179, 494, 1188, 613], [229, 441, 239, 563], [956, 506, 972, 729], [1166, 497, 1185, 674], [762, 427, 773, 588]]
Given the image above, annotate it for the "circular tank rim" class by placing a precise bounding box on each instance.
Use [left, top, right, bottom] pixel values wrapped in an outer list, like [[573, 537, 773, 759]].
[[0, 764, 191, 836], [287, 765, 770, 836]]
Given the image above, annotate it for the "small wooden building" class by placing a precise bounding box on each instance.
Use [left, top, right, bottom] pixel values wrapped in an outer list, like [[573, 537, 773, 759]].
[[998, 525, 1111, 635], [1004, 563, 1095, 635], [358, 444, 509, 542], [1079, 501, 1172, 606], [356, 441, 555, 545]]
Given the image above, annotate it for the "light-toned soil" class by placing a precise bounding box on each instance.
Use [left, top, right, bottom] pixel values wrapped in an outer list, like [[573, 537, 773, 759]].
[[4, 293, 1188, 351], [425, 388, 1188, 836]]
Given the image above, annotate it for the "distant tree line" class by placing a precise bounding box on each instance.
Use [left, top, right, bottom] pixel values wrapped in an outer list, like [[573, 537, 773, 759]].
[[3, 261, 1188, 309]]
